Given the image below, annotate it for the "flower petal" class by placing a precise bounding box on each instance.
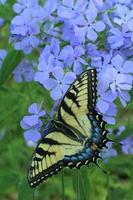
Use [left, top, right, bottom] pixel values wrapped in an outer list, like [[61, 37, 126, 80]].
[[53, 67, 64, 80], [122, 61, 133, 73], [93, 21, 105, 32], [63, 72, 76, 84], [111, 54, 124, 69], [87, 27, 97, 41], [28, 103, 38, 114], [50, 86, 62, 100], [24, 129, 41, 143], [44, 78, 57, 90], [23, 115, 39, 127], [97, 98, 109, 113]]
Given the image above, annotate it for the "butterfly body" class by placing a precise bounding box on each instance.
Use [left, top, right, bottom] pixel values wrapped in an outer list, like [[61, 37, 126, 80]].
[[28, 69, 109, 188]]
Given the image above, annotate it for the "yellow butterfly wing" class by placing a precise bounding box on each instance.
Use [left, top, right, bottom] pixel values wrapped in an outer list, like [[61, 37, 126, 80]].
[[28, 123, 83, 187], [58, 69, 97, 138]]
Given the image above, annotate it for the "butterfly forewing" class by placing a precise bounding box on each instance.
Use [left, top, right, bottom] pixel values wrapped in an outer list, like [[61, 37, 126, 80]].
[[58, 69, 97, 138]]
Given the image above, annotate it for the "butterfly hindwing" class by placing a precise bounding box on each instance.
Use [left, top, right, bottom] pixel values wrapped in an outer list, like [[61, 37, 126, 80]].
[[58, 69, 97, 138], [28, 123, 83, 187]]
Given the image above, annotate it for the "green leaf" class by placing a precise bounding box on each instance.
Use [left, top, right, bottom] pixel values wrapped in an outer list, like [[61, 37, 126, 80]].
[[18, 176, 34, 200], [73, 169, 91, 200], [0, 170, 19, 194], [0, 48, 23, 85], [106, 188, 131, 200]]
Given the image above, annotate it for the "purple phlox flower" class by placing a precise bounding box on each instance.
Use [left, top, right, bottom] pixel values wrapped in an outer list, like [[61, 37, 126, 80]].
[[92, 0, 104, 9], [0, 17, 4, 27], [0, 0, 7, 4], [11, 10, 40, 36], [0, 49, 7, 69], [9, 34, 24, 42], [102, 103, 117, 124], [23, 128, 41, 147], [61, 22, 82, 46], [99, 0, 130, 11], [115, 0, 132, 8], [96, 83, 117, 124], [121, 136, 133, 154], [126, 19, 133, 42], [74, 0, 105, 42], [10, 8, 42, 53], [59, 45, 87, 74], [102, 13, 113, 28], [131, 3, 133, 9], [102, 0, 131, 9], [87, 44, 100, 57], [42, 1, 59, 37], [117, 90, 131, 107], [34, 56, 54, 87], [99, 0, 114, 11], [13, 35, 40, 54], [101, 54, 133, 106], [112, 38, 133, 59], [44, 19, 60, 37], [13, 59, 35, 82], [43, 67, 76, 100], [39, 38, 63, 67], [91, 51, 112, 78], [97, 85, 117, 114], [108, 28, 131, 49], [117, 0, 131, 5], [13, 0, 39, 14], [114, 5, 133, 30], [103, 0, 131, 10], [20, 103, 46, 143], [57, 0, 88, 19], [101, 142, 117, 163], [115, 45, 133, 59], [43, 0, 57, 20], [113, 125, 125, 136], [107, 125, 125, 136]]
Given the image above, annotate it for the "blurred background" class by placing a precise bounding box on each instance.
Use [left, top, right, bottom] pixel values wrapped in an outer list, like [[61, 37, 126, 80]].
[[0, 0, 133, 200]]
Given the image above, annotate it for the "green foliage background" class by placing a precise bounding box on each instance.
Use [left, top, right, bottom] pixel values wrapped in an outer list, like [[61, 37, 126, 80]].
[[0, 1, 133, 200]]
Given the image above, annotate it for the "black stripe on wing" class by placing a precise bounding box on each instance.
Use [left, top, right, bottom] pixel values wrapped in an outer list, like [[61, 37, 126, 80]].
[[36, 148, 55, 157], [66, 92, 80, 107], [61, 101, 75, 116]]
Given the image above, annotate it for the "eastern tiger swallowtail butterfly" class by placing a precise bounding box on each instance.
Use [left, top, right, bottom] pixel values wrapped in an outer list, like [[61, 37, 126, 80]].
[[28, 69, 109, 188]]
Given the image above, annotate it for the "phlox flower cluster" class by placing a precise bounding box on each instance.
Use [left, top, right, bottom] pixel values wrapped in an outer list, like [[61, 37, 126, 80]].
[[8, 0, 133, 160]]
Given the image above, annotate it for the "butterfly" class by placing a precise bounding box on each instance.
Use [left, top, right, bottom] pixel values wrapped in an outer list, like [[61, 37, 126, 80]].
[[28, 69, 109, 188]]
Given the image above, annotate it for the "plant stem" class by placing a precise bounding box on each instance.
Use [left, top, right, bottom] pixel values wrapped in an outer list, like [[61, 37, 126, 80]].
[[61, 170, 65, 200], [77, 170, 80, 200]]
